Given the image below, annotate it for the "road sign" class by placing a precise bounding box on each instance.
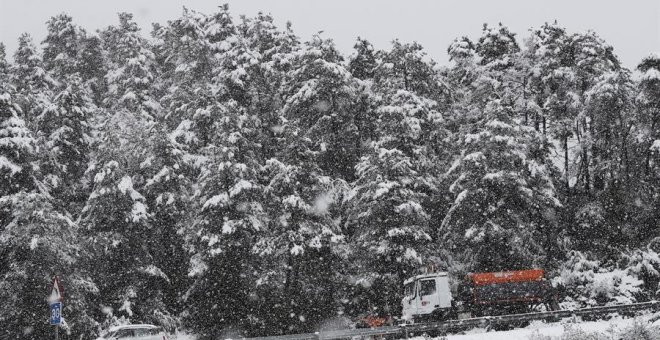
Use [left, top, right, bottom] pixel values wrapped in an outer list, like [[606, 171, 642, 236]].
[[49, 302, 62, 325], [48, 276, 64, 304]]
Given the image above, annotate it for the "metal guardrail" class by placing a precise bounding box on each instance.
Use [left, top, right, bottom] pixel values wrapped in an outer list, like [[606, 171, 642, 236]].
[[241, 301, 660, 340], [246, 333, 318, 340]]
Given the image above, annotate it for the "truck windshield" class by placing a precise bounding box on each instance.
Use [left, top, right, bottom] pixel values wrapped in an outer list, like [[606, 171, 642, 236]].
[[420, 279, 436, 296]]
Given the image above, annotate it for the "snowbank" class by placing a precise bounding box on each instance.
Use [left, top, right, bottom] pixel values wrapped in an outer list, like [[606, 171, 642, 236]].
[[410, 314, 660, 340]]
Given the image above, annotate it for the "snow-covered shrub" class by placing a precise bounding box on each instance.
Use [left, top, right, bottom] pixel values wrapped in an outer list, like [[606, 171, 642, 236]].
[[527, 324, 609, 340], [527, 330, 553, 340], [573, 202, 613, 253], [624, 247, 660, 297], [556, 251, 643, 306], [618, 319, 660, 340], [558, 324, 609, 340]]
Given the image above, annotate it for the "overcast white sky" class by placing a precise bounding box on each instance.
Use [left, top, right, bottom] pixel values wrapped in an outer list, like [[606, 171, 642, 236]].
[[1, 0, 659, 69]]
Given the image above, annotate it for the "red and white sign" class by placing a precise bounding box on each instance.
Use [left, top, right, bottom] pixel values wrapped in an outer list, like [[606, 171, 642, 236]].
[[48, 276, 64, 304]]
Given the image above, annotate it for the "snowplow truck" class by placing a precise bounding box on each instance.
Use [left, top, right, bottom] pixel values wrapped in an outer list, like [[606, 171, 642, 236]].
[[402, 269, 558, 322]]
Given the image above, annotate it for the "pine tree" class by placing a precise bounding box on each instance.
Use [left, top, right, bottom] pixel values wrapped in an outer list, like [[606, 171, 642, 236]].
[[631, 54, 660, 246], [638, 54, 660, 173], [78, 35, 107, 105], [348, 37, 377, 80], [441, 99, 560, 271], [529, 22, 578, 190], [101, 12, 160, 122], [346, 90, 439, 315], [475, 23, 520, 67], [584, 70, 635, 188], [11, 33, 56, 124], [471, 23, 521, 111], [153, 7, 217, 132], [140, 129, 192, 316], [259, 138, 346, 335], [37, 73, 93, 209], [82, 102, 173, 329], [375, 40, 445, 101], [184, 100, 265, 338], [82, 156, 174, 329], [0, 46, 36, 205], [281, 34, 361, 181], [570, 31, 620, 195], [0, 192, 98, 339], [237, 12, 299, 160], [447, 36, 478, 92], [42, 13, 85, 80]]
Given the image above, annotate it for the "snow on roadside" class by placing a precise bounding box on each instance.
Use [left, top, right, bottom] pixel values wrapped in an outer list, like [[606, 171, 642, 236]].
[[171, 332, 197, 340], [409, 314, 660, 340]]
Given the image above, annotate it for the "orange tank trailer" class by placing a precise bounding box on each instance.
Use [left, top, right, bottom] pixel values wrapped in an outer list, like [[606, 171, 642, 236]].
[[467, 269, 545, 286]]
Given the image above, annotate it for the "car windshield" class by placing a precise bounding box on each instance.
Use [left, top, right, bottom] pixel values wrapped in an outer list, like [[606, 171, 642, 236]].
[[101, 330, 116, 338]]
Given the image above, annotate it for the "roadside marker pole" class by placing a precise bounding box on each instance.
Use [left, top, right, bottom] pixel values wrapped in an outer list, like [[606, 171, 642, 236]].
[[48, 276, 64, 340]]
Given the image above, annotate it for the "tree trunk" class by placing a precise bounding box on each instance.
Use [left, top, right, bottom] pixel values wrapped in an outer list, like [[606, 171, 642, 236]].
[[543, 116, 547, 135], [583, 147, 591, 195], [564, 136, 570, 194], [646, 120, 657, 175], [534, 112, 540, 132]]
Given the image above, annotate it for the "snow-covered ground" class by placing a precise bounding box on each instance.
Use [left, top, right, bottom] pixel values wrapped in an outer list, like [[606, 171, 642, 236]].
[[409, 314, 660, 340]]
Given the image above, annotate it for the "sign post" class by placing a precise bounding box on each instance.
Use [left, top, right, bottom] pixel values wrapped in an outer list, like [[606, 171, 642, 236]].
[[50, 302, 61, 339], [48, 276, 64, 340]]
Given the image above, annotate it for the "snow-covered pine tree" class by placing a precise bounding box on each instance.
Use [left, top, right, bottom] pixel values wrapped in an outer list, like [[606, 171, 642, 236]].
[[42, 13, 85, 80], [348, 37, 377, 80], [346, 89, 439, 315], [625, 54, 660, 248], [584, 70, 635, 190], [476, 23, 520, 68], [374, 40, 446, 102], [36, 73, 93, 210], [11, 33, 56, 125], [0, 46, 37, 209], [87, 20, 171, 323], [1, 49, 89, 339], [237, 12, 299, 160], [0, 43, 6, 75], [447, 36, 478, 93], [528, 22, 578, 190], [638, 54, 660, 175], [184, 99, 265, 338], [259, 136, 346, 335], [472, 23, 521, 111], [78, 35, 107, 105], [569, 31, 620, 195], [0, 192, 97, 339], [441, 98, 561, 271], [566, 70, 636, 257], [346, 38, 381, 147], [82, 104, 172, 329], [101, 12, 160, 122], [140, 127, 192, 317], [153, 7, 217, 133], [81, 155, 174, 330], [280, 34, 361, 181]]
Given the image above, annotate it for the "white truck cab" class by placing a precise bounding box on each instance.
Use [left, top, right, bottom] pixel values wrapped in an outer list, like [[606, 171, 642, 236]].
[[401, 272, 453, 322]]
